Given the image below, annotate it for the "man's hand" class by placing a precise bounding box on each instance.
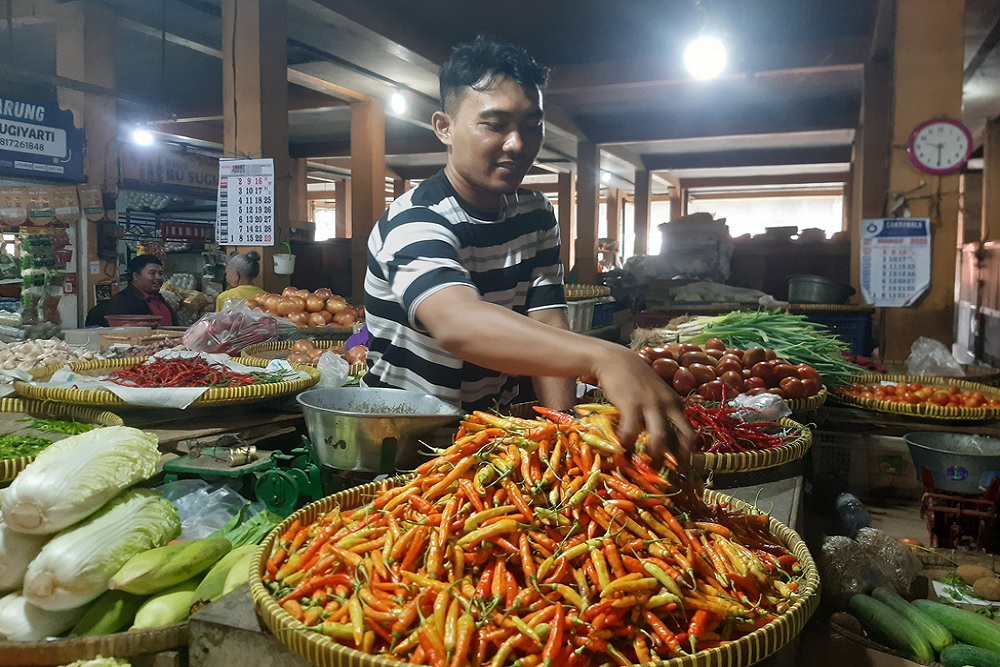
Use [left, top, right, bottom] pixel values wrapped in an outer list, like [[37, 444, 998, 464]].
[[593, 347, 696, 472]]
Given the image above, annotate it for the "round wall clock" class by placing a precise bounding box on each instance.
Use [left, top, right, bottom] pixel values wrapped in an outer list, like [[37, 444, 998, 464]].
[[906, 118, 973, 175]]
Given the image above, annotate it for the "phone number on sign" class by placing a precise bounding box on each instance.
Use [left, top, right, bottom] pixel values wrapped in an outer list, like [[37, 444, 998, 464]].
[[0, 137, 46, 152]]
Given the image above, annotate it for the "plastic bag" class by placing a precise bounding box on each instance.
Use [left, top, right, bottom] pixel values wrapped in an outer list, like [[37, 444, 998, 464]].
[[154, 479, 258, 540], [818, 534, 891, 609], [855, 527, 922, 596], [906, 336, 965, 377], [728, 393, 792, 422], [182, 303, 279, 355], [317, 351, 350, 388]]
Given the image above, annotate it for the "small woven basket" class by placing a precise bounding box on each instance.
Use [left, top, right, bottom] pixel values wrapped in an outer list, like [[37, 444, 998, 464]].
[[0, 622, 188, 667], [693, 417, 812, 475]]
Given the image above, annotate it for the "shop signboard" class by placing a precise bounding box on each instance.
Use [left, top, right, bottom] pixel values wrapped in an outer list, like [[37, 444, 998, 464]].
[[216, 158, 274, 246], [0, 96, 85, 182], [119, 144, 219, 197], [860, 217, 931, 307]]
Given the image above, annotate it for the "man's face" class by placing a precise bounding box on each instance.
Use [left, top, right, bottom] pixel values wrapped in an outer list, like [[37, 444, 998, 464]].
[[433, 76, 544, 210], [133, 263, 165, 293]]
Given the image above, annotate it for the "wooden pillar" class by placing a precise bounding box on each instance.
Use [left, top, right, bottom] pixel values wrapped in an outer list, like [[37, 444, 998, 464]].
[[575, 142, 599, 285], [393, 179, 409, 199], [350, 100, 386, 304], [222, 0, 290, 293], [961, 172, 983, 245], [335, 179, 352, 239], [633, 170, 652, 256], [881, 0, 965, 359], [53, 1, 117, 322], [604, 187, 621, 241], [289, 159, 309, 224], [983, 116, 1000, 241], [557, 171, 576, 272]]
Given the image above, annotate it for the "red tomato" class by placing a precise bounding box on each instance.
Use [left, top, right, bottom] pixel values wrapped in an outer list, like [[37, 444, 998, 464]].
[[779, 377, 807, 398], [697, 380, 728, 402], [687, 363, 717, 385], [772, 364, 799, 381], [724, 348, 744, 360], [636, 351, 654, 366], [651, 357, 680, 381], [800, 378, 821, 396], [795, 364, 822, 383], [681, 351, 714, 367], [741, 347, 767, 367], [715, 358, 743, 376], [678, 343, 703, 354], [720, 370, 744, 391], [744, 376, 767, 390], [704, 338, 726, 352], [764, 348, 778, 361], [750, 362, 774, 382], [672, 368, 697, 395]]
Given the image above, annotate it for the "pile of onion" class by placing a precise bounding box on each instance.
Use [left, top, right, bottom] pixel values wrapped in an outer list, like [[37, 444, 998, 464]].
[[247, 287, 364, 329], [286, 338, 367, 366]]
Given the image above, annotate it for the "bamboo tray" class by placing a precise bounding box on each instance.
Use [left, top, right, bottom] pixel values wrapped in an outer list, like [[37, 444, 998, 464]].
[[12, 356, 321, 408], [0, 398, 124, 483], [828, 374, 1000, 421], [693, 417, 812, 474], [240, 340, 367, 377], [0, 621, 188, 667], [249, 477, 820, 667]]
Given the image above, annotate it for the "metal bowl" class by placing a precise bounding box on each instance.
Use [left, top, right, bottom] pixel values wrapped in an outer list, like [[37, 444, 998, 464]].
[[904, 431, 1000, 494], [297, 388, 462, 473]]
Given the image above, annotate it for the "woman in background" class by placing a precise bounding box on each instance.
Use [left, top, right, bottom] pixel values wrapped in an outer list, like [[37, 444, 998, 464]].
[[215, 250, 264, 311]]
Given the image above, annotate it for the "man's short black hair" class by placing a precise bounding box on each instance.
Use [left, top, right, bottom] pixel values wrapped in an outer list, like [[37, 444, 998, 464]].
[[439, 34, 549, 114], [128, 254, 162, 279]]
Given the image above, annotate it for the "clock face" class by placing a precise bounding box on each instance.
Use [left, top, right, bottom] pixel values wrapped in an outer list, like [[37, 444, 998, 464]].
[[907, 119, 973, 175]]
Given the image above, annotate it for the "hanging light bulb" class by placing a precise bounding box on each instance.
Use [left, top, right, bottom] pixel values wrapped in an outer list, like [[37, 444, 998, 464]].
[[131, 128, 155, 146], [601, 171, 611, 184], [684, 35, 727, 80], [390, 90, 406, 114]]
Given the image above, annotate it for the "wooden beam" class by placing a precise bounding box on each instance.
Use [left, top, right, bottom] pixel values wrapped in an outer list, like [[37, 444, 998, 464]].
[[644, 146, 852, 171], [983, 116, 1000, 241], [291, 135, 443, 159], [287, 68, 369, 103], [350, 100, 386, 304], [676, 173, 851, 189]]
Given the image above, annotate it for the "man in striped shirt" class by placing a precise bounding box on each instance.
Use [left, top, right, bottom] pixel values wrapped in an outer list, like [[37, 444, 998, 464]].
[[364, 35, 693, 465]]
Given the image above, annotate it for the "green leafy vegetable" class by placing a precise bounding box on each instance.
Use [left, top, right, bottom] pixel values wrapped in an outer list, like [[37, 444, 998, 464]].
[[212, 503, 283, 548], [0, 434, 52, 460], [17, 417, 95, 435]]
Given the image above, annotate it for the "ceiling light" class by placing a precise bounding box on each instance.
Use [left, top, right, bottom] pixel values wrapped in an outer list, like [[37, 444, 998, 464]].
[[601, 171, 611, 184], [390, 91, 406, 114], [131, 128, 155, 146], [684, 35, 727, 80]]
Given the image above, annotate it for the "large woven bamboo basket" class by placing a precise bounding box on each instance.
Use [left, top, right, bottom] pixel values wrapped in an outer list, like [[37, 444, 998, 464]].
[[828, 373, 1000, 421], [693, 417, 812, 475], [249, 477, 820, 667], [0, 398, 124, 483], [0, 622, 188, 667], [12, 356, 320, 407]]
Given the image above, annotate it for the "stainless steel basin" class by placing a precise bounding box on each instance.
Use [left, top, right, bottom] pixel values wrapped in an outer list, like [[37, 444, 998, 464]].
[[297, 388, 462, 473], [904, 431, 1000, 495]]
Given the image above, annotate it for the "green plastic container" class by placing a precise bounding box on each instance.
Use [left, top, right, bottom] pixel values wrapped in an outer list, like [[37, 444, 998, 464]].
[[787, 274, 855, 304]]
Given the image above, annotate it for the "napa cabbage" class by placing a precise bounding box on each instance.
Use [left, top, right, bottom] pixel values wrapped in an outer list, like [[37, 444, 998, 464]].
[[23, 489, 180, 611], [1, 426, 160, 535]]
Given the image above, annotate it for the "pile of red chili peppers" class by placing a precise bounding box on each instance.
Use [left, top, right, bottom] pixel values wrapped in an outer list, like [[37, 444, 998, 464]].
[[107, 356, 272, 388], [683, 401, 793, 454]]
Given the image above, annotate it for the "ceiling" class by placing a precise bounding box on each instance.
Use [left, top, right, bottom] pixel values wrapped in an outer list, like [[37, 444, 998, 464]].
[[3, 0, 1000, 198]]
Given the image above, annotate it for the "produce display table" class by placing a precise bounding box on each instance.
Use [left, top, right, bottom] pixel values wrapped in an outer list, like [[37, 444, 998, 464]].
[[814, 404, 1000, 438]]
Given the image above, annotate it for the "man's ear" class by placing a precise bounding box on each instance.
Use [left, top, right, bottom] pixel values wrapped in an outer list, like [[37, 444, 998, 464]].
[[432, 110, 453, 147]]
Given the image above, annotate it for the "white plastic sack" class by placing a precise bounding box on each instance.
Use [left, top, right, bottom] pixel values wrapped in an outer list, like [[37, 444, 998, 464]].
[[316, 351, 350, 388], [906, 336, 964, 377]]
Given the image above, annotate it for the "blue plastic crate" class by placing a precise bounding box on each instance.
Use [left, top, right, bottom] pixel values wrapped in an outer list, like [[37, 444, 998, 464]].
[[591, 300, 615, 328], [804, 313, 874, 356]]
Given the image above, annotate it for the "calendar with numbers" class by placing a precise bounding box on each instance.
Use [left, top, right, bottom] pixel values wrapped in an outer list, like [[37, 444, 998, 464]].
[[860, 218, 931, 307], [216, 158, 275, 246]]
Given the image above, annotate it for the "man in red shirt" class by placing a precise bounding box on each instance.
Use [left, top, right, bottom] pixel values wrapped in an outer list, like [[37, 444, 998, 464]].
[[85, 255, 178, 327]]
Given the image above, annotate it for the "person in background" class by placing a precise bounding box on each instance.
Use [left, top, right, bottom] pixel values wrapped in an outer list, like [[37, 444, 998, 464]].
[[598, 237, 623, 272], [216, 250, 264, 311], [85, 254, 178, 327], [363, 34, 694, 466]]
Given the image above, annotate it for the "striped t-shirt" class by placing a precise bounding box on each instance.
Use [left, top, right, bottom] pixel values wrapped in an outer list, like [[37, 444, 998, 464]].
[[362, 171, 567, 411]]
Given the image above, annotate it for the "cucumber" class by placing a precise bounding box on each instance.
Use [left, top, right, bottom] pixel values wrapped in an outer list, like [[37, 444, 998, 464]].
[[940, 644, 1000, 667], [848, 594, 935, 662], [872, 586, 954, 652], [912, 599, 1000, 655]]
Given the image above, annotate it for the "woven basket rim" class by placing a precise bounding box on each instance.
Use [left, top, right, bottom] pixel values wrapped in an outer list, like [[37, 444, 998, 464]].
[[0, 621, 188, 664], [829, 373, 1000, 421], [240, 339, 347, 357], [12, 356, 320, 407], [693, 417, 812, 474], [0, 398, 124, 484], [249, 477, 820, 667]]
